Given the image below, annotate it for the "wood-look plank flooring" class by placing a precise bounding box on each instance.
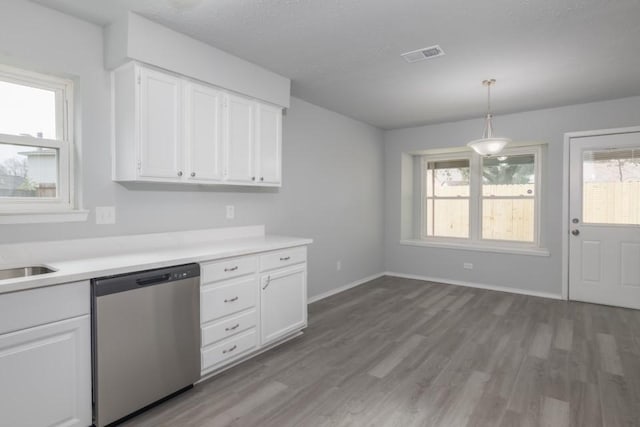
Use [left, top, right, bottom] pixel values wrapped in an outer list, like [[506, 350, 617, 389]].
[[122, 276, 640, 427]]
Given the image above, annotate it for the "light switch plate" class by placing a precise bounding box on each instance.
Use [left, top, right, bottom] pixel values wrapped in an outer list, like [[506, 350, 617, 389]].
[[225, 205, 235, 220], [96, 206, 116, 224]]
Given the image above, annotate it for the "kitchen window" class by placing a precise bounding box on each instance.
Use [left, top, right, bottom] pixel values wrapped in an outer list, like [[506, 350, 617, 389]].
[[420, 145, 543, 250], [0, 64, 76, 217]]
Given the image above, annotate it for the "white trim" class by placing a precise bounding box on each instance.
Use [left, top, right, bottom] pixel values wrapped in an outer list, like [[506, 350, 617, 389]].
[[407, 140, 548, 156], [0, 64, 77, 216], [384, 271, 562, 300], [562, 132, 571, 300], [418, 144, 543, 246], [561, 125, 640, 302], [400, 239, 550, 256], [0, 210, 89, 224], [307, 272, 385, 304]]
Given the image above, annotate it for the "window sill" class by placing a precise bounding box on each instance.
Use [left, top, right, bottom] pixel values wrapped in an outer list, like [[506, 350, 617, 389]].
[[0, 209, 89, 224], [400, 239, 550, 257]]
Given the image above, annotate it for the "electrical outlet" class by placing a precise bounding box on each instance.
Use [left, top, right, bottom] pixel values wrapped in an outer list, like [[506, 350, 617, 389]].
[[336, 260, 342, 271], [95, 206, 116, 225], [225, 205, 235, 219], [463, 262, 473, 270]]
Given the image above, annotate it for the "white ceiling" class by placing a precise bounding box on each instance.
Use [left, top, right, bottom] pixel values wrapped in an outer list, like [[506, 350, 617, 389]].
[[31, 0, 640, 130]]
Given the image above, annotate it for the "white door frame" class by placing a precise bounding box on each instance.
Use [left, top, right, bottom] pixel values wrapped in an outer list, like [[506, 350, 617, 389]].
[[561, 125, 640, 300]]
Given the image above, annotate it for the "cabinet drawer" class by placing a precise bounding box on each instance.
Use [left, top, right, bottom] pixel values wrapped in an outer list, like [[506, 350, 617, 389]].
[[202, 328, 257, 372], [0, 281, 89, 335], [201, 256, 257, 284], [201, 277, 257, 323], [202, 309, 257, 347], [259, 247, 306, 272]]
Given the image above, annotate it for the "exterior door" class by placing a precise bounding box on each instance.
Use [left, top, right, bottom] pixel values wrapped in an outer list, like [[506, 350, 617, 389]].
[[138, 67, 183, 180], [255, 103, 282, 185], [569, 129, 640, 309], [184, 83, 224, 182], [224, 94, 255, 183]]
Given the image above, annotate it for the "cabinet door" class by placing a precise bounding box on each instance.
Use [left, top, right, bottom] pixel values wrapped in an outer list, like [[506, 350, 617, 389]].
[[260, 265, 307, 345], [255, 103, 282, 185], [224, 94, 255, 183], [184, 83, 224, 182], [0, 316, 91, 427], [138, 67, 183, 180]]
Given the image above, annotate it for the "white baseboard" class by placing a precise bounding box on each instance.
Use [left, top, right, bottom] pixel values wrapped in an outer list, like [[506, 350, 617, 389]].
[[307, 272, 385, 304], [384, 271, 563, 300]]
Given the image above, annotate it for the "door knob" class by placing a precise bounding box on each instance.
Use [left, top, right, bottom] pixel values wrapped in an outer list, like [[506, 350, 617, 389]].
[[571, 229, 580, 236], [190, 172, 196, 177], [177, 171, 183, 177]]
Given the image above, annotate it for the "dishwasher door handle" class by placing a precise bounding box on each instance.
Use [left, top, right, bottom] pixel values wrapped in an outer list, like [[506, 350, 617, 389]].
[[136, 273, 171, 287]]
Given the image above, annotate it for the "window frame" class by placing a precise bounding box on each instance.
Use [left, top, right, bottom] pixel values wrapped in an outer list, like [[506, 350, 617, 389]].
[[419, 145, 543, 249], [420, 152, 472, 240], [0, 64, 74, 214]]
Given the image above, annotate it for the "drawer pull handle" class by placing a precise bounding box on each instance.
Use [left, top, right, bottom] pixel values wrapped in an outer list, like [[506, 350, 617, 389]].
[[223, 345, 237, 354], [280, 256, 291, 261], [224, 296, 239, 303], [262, 275, 271, 290], [225, 323, 240, 332], [224, 266, 239, 272]]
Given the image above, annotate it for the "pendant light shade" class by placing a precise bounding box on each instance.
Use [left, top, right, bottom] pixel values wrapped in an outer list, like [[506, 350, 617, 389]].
[[467, 79, 511, 156]]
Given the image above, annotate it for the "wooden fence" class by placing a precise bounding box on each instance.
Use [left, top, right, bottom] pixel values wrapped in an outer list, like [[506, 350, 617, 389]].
[[427, 182, 640, 241]]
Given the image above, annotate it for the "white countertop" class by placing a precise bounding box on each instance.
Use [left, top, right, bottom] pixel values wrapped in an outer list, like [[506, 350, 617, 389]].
[[0, 227, 312, 295]]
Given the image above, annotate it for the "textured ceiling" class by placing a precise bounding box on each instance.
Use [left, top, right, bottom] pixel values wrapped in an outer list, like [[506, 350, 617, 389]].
[[31, 0, 640, 129]]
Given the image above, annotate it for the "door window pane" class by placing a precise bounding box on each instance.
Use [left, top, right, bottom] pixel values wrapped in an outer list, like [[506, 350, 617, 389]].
[[0, 143, 58, 198], [482, 199, 534, 242], [0, 81, 57, 139], [583, 148, 640, 225]]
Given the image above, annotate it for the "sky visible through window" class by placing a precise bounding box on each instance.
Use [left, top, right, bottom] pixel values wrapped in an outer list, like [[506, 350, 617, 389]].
[[0, 80, 56, 161]]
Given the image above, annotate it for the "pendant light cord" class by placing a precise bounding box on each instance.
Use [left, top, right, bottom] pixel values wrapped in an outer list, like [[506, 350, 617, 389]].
[[487, 82, 492, 115], [483, 79, 496, 139]]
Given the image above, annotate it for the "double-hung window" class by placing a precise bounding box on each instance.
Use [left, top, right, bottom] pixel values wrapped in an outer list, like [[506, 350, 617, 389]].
[[0, 64, 74, 214], [421, 145, 542, 248]]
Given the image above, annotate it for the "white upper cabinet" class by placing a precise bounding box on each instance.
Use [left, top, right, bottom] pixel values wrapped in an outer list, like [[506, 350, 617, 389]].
[[255, 103, 282, 185], [225, 94, 256, 184], [184, 83, 224, 182], [113, 62, 283, 187], [138, 67, 183, 180]]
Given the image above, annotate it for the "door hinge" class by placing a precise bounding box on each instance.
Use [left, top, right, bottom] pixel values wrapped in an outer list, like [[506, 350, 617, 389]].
[[137, 160, 141, 170], [137, 75, 141, 85]]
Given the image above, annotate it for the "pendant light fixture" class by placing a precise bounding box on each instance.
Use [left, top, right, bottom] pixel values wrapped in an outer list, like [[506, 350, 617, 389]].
[[467, 79, 511, 156]]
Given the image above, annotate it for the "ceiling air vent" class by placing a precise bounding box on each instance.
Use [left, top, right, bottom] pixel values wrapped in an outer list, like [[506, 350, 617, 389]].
[[401, 45, 445, 63]]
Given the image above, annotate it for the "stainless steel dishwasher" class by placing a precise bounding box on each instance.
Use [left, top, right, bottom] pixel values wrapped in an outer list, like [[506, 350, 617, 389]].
[[92, 263, 200, 427]]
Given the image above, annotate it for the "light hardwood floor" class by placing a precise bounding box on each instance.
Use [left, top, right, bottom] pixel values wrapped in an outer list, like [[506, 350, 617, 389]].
[[123, 276, 640, 426]]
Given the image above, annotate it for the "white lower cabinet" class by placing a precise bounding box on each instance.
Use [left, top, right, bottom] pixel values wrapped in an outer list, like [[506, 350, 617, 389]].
[[199, 245, 308, 378], [0, 315, 91, 427], [202, 328, 258, 372], [260, 265, 307, 345]]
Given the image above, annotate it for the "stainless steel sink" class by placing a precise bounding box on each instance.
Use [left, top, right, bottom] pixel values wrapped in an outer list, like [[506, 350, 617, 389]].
[[0, 266, 56, 280]]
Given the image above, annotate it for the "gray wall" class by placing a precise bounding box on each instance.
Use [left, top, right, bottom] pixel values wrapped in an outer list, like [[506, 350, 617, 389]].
[[384, 96, 640, 296], [0, 0, 385, 299]]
